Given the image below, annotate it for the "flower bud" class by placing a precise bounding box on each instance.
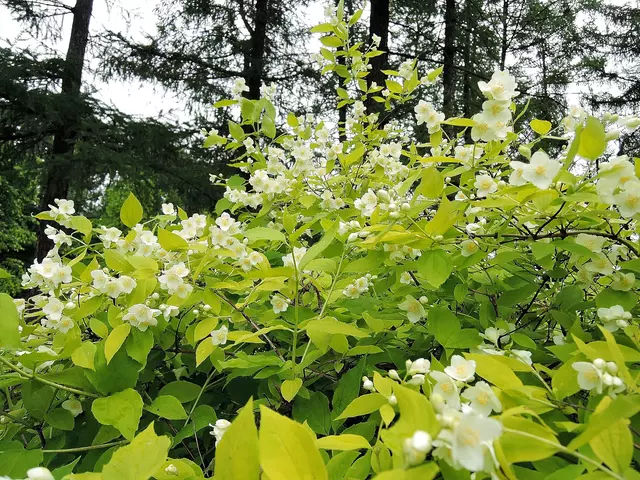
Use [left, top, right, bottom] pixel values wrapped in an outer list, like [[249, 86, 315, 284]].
[[408, 374, 425, 385], [348, 233, 358, 242], [518, 145, 532, 159], [203, 304, 211, 311], [401, 202, 411, 211], [165, 464, 178, 476], [388, 394, 397, 406], [419, 296, 429, 304], [602, 373, 614, 386], [612, 376, 624, 387], [192, 309, 199, 316], [362, 376, 375, 391], [26, 468, 54, 480], [151, 293, 160, 300], [606, 362, 618, 374], [434, 235, 444, 242], [431, 393, 445, 412], [409, 430, 432, 453], [65, 302, 76, 310], [605, 129, 620, 141], [593, 358, 606, 370], [389, 369, 401, 381]]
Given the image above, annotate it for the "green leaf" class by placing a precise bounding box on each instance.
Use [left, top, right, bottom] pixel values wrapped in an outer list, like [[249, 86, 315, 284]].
[[332, 359, 365, 422], [214, 398, 260, 480], [588, 397, 633, 474], [90, 318, 109, 338], [196, 339, 215, 366], [317, 434, 370, 451], [91, 388, 144, 440], [530, 119, 552, 135], [0, 443, 43, 479], [299, 222, 339, 269], [68, 215, 93, 238], [373, 463, 439, 480], [159, 381, 202, 403], [261, 115, 276, 139], [244, 227, 287, 243], [281, 378, 303, 402], [101, 423, 171, 480], [287, 112, 299, 128], [500, 417, 559, 463], [104, 250, 131, 272], [45, 408, 74, 431], [146, 395, 188, 420], [417, 249, 452, 288], [120, 193, 143, 228], [71, 342, 97, 371], [228, 120, 245, 141], [0, 293, 21, 348], [259, 405, 328, 480], [293, 392, 331, 435], [392, 384, 438, 437], [22, 381, 55, 420], [105, 324, 131, 364], [214, 99, 238, 108], [125, 328, 154, 365], [427, 306, 460, 346], [464, 353, 523, 389], [577, 116, 606, 160], [320, 35, 342, 48], [158, 228, 188, 251], [336, 394, 388, 420]]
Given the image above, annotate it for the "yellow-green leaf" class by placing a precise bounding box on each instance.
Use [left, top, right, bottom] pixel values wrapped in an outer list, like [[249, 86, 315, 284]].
[[158, 228, 188, 251], [92, 388, 143, 440], [530, 119, 552, 135], [0, 293, 21, 348], [105, 324, 131, 364], [71, 342, 97, 371], [101, 423, 171, 480], [336, 393, 388, 420], [146, 395, 188, 420], [577, 116, 606, 160], [316, 434, 370, 451], [214, 398, 260, 480], [281, 378, 303, 402], [196, 339, 215, 366], [465, 353, 523, 389], [120, 193, 143, 228], [89, 318, 109, 338], [259, 405, 328, 480]]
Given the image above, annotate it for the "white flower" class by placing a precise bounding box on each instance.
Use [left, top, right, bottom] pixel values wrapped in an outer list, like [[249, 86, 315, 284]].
[[474, 174, 497, 198], [271, 295, 289, 314], [62, 398, 83, 417], [414, 101, 444, 133], [460, 240, 479, 257], [49, 199, 75, 216], [511, 349, 532, 366], [613, 183, 640, 218], [521, 151, 561, 190], [123, 304, 161, 331], [354, 189, 378, 216], [451, 414, 503, 472], [572, 361, 603, 393], [57, 316, 75, 334], [210, 419, 232, 444], [362, 376, 375, 391], [283, 247, 307, 270], [408, 358, 431, 375], [210, 325, 229, 346], [597, 305, 632, 332], [162, 203, 176, 216], [478, 70, 519, 101], [231, 78, 249, 97], [43, 297, 65, 321], [163, 305, 179, 319], [430, 371, 460, 409], [404, 430, 433, 464], [611, 272, 635, 291], [445, 355, 476, 382], [398, 295, 426, 324], [575, 234, 606, 253], [26, 467, 55, 480], [584, 253, 614, 276], [461, 381, 502, 417], [399, 272, 413, 285]]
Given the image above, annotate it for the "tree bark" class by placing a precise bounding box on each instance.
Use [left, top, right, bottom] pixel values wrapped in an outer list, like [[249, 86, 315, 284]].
[[246, 0, 269, 100], [442, 0, 457, 119], [35, 0, 94, 260], [365, 0, 389, 114]]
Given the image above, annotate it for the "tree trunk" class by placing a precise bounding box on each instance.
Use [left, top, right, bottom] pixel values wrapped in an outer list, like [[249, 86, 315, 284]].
[[35, 0, 94, 261], [500, 0, 508, 70], [246, 0, 269, 100], [442, 0, 457, 119], [365, 0, 389, 114]]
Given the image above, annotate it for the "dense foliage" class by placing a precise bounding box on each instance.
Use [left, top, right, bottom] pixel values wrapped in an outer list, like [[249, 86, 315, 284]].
[[1, 4, 639, 480]]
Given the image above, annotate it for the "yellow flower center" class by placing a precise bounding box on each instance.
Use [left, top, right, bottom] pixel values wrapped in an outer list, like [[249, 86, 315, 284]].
[[459, 426, 481, 447], [477, 392, 489, 405], [535, 165, 547, 175]]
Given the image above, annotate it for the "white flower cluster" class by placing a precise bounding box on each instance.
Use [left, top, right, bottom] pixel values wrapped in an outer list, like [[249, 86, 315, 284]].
[[471, 70, 518, 143], [342, 274, 375, 299], [572, 358, 626, 396], [40, 296, 75, 333], [22, 256, 72, 288], [209, 418, 232, 445], [158, 262, 193, 298], [44, 226, 73, 246], [597, 305, 632, 332], [414, 101, 444, 134], [123, 303, 161, 331], [91, 269, 137, 299], [354, 188, 407, 219], [46, 199, 75, 227]]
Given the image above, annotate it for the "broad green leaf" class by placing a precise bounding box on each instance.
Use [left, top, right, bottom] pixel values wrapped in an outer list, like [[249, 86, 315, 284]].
[[214, 398, 260, 480], [125, 328, 154, 365], [22, 381, 55, 420], [196, 339, 215, 366], [417, 249, 452, 288], [0, 293, 21, 348], [373, 463, 439, 480], [464, 353, 523, 389], [259, 405, 328, 480], [158, 228, 188, 251], [530, 119, 552, 135], [588, 397, 633, 474], [299, 222, 339, 269], [120, 193, 143, 228], [577, 116, 606, 160], [281, 378, 303, 402], [146, 395, 188, 420], [317, 434, 370, 451], [105, 323, 131, 364], [159, 381, 202, 403], [336, 394, 388, 420], [90, 318, 109, 338], [91, 388, 143, 440], [244, 227, 287, 243], [293, 391, 331, 435], [45, 408, 74, 431], [71, 342, 96, 371], [500, 417, 559, 463], [427, 306, 460, 346], [101, 423, 171, 480]]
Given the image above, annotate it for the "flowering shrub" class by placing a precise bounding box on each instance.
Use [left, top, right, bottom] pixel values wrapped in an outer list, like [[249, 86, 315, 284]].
[[1, 3, 639, 480]]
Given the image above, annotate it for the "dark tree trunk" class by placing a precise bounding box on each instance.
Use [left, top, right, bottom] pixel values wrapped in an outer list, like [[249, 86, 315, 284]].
[[365, 0, 389, 114], [500, 0, 509, 70], [246, 0, 269, 100], [35, 0, 94, 261], [442, 0, 457, 119], [462, 0, 473, 142]]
